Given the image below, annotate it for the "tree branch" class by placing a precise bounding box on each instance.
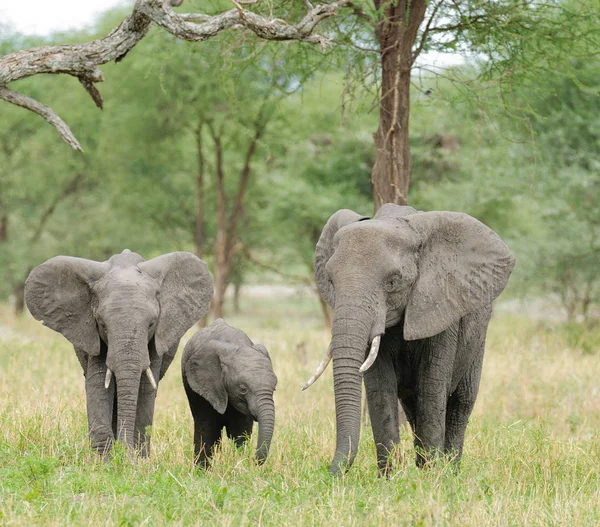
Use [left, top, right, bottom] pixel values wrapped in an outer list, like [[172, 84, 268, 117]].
[[345, 1, 372, 24], [30, 172, 84, 242], [241, 245, 313, 285], [411, 0, 444, 65], [0, 0, 346, 150], [0, 86, 83, 152]]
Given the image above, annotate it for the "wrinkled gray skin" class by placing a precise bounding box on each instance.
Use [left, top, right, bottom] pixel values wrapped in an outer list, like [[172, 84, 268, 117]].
[[312, 204, 515, 475], [182, 319, 277, 467], [25, 250, 213, 456]]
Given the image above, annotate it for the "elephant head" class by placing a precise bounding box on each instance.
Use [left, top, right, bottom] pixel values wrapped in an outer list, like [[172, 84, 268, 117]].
[[305, 204, 515, 475], [25, 250, 213, 448], [184, 339, 277, 463]]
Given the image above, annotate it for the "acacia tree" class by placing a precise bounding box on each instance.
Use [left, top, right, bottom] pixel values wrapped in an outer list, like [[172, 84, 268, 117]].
[[336, 0, 600, 208]]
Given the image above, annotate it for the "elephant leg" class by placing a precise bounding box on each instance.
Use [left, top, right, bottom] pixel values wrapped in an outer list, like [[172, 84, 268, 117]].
[[363, 347, 400, 476], [398, 390, 417, 432], [414, 334, 457, 467], [85, 355, 116, 455], [444, 343, 484, 462], [225, 414, 254, 448], [184, 382, 222, 468], [134, 362, 161, 457], [194, 420, 222, 469]]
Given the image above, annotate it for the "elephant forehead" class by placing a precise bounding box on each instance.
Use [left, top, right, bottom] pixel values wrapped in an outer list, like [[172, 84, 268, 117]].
[[94, 269, 159, 298], [333, 220, 420, 255], [235, 349, 277, 383], [109, 251, 145, 268]]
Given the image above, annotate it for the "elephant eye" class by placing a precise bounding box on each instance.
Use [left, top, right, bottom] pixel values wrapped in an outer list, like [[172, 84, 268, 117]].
[[385, 275, 402, 293], [239, 384, 248, 395]]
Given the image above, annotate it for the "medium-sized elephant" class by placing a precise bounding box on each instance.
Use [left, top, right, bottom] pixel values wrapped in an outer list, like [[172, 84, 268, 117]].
[[25, 250, 213, 455], [181, 319, 277, 467], [303, 204, 515, 475]]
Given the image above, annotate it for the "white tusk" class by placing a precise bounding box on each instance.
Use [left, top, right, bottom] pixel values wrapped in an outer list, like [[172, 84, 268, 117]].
[[145, 368, 157, 390], [359, 335, 381, 373], [301, 346, 332, 391], [105, 368, 112, 389]]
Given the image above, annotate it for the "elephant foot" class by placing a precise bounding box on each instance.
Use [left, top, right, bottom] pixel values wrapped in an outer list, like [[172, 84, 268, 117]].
[[89, 424, 114, 456], [91, 437, 114, 457], [415, 445, 443, 468], [194, 456, 212, 470], [376, 445, 402, 477], [377, 459, 393, 478]]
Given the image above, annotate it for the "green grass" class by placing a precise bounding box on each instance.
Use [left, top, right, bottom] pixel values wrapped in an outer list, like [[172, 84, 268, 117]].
[[1, 299, 599, 526]]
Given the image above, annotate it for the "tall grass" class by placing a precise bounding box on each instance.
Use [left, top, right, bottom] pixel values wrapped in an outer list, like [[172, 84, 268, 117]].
[[0, 298, 599, 526]]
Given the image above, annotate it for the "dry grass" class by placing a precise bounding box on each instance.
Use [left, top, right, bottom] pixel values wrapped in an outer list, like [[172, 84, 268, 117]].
[[0, 298, 599, 526]]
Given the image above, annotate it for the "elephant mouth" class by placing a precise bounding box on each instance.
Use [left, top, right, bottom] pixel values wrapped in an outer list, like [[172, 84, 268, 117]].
[[302, 333, 382, 390], [104, 367, 157, 390]]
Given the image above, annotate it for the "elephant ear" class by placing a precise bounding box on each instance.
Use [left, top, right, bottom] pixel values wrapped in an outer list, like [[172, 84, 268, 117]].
[[314, 209, 369, 307], [139, 252, 214, 357], [403, 212, 515, 340], [184, 340, 236, 414], [24, 256, 109, 355]]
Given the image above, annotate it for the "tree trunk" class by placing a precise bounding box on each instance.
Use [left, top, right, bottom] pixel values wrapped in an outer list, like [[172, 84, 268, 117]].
[[371, 0, 427, 211], [208, 111, 266, 319], [212, 259, 230, 320], [0, 213, 7, 242], [372, 67, 412, 209], [13, 280, 25, 316], [195, 123, 205, 259], [233, 282, 242, 313]]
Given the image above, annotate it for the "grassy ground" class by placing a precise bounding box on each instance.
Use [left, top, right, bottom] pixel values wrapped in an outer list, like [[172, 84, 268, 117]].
[[1, 295, 599, 526]]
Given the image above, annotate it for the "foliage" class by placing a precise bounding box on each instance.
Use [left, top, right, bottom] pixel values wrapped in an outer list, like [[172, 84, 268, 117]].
[[1, 1, 600, 320]]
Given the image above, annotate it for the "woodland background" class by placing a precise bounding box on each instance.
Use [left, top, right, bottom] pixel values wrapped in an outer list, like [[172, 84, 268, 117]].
[[0, 1, 598, 326]]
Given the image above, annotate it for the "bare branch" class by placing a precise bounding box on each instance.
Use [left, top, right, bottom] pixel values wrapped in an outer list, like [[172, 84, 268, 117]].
[[78, 75, 104, 109], [411, 0, 444, 65], [30, 172, 84, 242], [0, 0, 346, 150], [0, 87, 83, 152], [241, 245, 313, 285], [345, 1, 372, 24]]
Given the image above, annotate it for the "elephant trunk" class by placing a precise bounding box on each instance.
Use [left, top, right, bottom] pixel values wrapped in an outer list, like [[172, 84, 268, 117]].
[[109, 336, 148, 448], [255, 394, 275, 464], [329, 299, 379, 475]]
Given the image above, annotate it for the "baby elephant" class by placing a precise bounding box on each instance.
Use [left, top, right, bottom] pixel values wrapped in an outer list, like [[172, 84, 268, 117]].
[[181, 319, 277, 467]]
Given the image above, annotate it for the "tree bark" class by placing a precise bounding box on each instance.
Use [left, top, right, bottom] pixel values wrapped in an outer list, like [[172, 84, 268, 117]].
[[233, 282, 242, 313], [0, 212, 6, 242], [371, 0, 427, 211], [13, 280, 25, 316], [212, 128, 228, 320]]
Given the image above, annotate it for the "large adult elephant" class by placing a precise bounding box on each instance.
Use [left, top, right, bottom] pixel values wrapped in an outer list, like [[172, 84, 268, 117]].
[[25, 250, 213, 455], [303, 204, 515, 475]]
